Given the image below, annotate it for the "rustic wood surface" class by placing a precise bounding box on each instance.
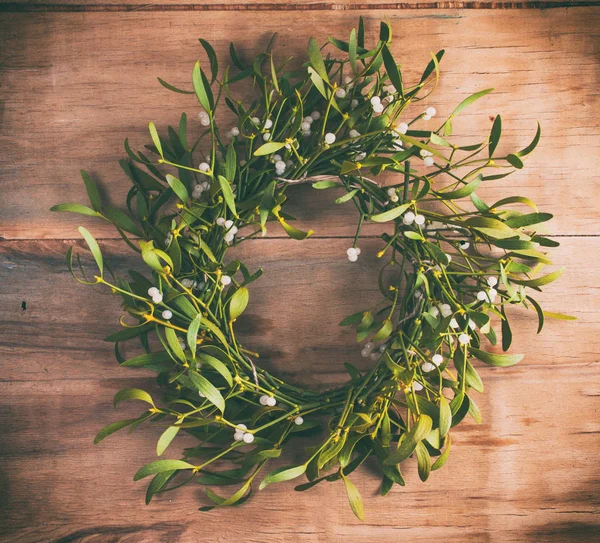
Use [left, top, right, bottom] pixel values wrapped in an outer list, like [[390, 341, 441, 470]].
[[0, 3, 599, 542]]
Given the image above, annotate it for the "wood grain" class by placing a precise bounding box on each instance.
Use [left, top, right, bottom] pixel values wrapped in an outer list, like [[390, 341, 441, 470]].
[[1, 1, 598, 9], [0, 237, 598, 541], [0, 9, 599, 239], [0, 238, 594, 383], [0, 362, 598, 541], [1, 4, 599, 542]]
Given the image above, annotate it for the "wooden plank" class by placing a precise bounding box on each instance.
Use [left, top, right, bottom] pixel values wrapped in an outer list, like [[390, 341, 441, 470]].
[[0, 9, 599, 239], [0, 366, 598, 542], [1, 1, 598, 9], [0, 237, 591, 384]]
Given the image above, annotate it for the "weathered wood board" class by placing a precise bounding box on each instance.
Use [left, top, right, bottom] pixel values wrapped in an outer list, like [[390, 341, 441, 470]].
[[0, 3, 599, 543], [0, 9, 599, 239]]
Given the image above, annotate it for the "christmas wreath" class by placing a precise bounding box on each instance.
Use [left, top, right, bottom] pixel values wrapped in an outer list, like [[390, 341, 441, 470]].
[[52, 19, 565, 519]]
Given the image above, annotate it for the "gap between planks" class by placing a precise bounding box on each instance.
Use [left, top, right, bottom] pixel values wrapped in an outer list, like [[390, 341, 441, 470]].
[[0, 1, 599, 12], [0, 234, 597, 242]]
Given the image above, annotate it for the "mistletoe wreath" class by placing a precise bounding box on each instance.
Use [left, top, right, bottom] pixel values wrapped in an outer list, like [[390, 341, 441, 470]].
[[53, 20, 565, 519]]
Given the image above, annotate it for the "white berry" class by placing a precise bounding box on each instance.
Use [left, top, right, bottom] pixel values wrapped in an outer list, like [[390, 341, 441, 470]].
[[242, 433, 255, 444], [221, 275, 232, 286], [263, 132, 271, 141], [487, 276, 498, 287], [198, 162, 210, 172], [310, 111, 321, 120], [422, 362, 436, 372], [414, 214, 425, 226], [259, 395, 269, 406], [439, 304, 452, 318], [294, 416, 304, 425], [432, 354, 444, 366], [324, 133, 336, 145], [370, 96, 381, 106], [458, 333, 470, 345], [161, 310, 172, 320], [148, 287, 159, 297], [335, 88, 347, 99], [395, 122, 408, 135], [426, 107, 437, 117], [402, 211, 416, 225], [216, 217, 226, 226], [266, 396, 277, 407], [424, 156, 435, 167]]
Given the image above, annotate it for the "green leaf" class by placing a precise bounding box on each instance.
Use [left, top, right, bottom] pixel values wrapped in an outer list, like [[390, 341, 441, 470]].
[[279, 218, 314, 240], [94, 418, 139, 444], [506, 154, 524, 169], [81, 170, 102, 211], [120, 351, 173, 368], [164, 326, 187, 364], [134, 459, 195, 481], [471, 348, 524, 367], [148, 122, 163, 158], [464, 217, 515, 239], [187, 314, 202, 359], [349, 28, 357, 75], [157, 78, 194, 94], [382, 45, 403, 98], [145, 470, 176, 504], [113, 388, 155, 408], [432, 436, 451, 471], [259, 464, 307, 490], [438, 394, 452, 438], [50, 203, 100, 217], [489, 196, 537, 213], [198, 354, 233, 387], [415, 442, 431, 482], [308, 66, 328, 101], [103, 207, 142, 236], [312, 180, 339, 189], [259, 180, 276, 227], [448, 88, 493, 120], [308, 37, 329, 83], [217, 175, 237, 217], [229, 286, 249, 321], [78, 226, 103, 276], [254, 141, 286, 156], [511, 267, 564, 288], [342, 473, 365, 521], [225, 145, 237, 182], [372, 319, 393, 341], [198, 38, 218, 84], [516, 122, 541, 157], [437, 175, 482, 200], [489, 115, 502, 157], [384, 414, 433, 465], [505, 213, 553, 229], [335, 189, 358, 204], [156, 426, 180, 456], [370, 203, 411, 223], [192, 60, 214, 113], [166, 174, 189, 203], [188, 370, 225, 413]]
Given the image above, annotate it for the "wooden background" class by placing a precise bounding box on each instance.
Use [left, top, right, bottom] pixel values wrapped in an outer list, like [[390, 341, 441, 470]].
[[1, 2, 599, 542]]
